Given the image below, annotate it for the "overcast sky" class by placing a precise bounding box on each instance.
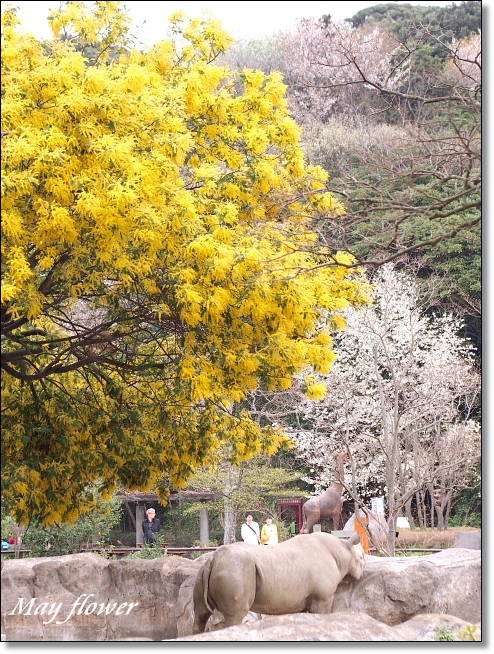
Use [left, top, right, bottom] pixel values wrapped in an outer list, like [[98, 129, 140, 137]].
[[1, 1, 470, 45]]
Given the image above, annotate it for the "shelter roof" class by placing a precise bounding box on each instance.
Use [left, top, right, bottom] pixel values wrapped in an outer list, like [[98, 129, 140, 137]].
[[115, 489, 222, 503]]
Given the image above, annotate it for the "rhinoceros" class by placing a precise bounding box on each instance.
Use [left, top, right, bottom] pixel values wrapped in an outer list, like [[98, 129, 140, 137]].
[[192, 531, 365, 633]]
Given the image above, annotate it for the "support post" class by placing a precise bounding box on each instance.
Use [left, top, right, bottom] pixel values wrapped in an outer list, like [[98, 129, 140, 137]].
[[136, 505, 145, 546], [200, 506, 209, 546]]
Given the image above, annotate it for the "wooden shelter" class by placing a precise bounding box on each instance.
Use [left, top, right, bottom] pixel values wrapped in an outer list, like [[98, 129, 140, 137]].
[[115, 489, 221, 546]]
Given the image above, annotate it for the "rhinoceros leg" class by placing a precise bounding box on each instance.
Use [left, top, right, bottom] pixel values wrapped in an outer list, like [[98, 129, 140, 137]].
[[192, 589, 212, 635], [192, 561, 214, 634], [208, 563, 256, 628], [307, 593, 335, 614], [222, 608, 251, 628], [192, 590, 212, 634]]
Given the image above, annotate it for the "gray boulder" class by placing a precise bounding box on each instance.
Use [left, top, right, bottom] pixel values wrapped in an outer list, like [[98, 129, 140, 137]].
[[1, 553, 201, 641], [333, 548, 480, 626], [454, 531, 481, 550], [169, 611, 481, 641]]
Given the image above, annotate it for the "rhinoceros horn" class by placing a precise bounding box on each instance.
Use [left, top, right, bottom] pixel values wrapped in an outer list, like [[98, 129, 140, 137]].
[[344, 532, 361, 549]]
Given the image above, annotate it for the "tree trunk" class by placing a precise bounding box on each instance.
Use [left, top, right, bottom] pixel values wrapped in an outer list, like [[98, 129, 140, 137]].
[[222, 461, 239, 544], [427, 483, 435, 528], [445, 495, 452, 529], [435, 503, 445, 530], [178, 498, 183, 535], [199, 507, 209, 546], [223, 501, 237, 544], [136, 505, 145, 546], [387, 513, 397, 556], [404, 497, 415, 530], [416, 491, 424, 529], [124, 502, 136, 530], [434, 490, 451, 531]]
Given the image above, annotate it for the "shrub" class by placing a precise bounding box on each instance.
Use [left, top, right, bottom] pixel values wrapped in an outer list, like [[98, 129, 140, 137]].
[[22, 497, 122, 557], [122, 533, 168, 559]]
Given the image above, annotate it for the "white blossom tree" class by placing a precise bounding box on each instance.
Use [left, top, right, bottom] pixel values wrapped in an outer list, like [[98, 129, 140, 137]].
[[291, 264, 480, 554]]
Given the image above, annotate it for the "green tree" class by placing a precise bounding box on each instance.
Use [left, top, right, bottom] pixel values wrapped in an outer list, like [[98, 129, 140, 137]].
[[186, 454, 305, 544], [344, 2, 481, 43]]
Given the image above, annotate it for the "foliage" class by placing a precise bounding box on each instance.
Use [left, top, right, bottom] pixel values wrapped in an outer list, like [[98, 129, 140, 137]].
[[188, 455, 304, 506], [345, 2, 481, 43], [21, 494, 122, 557], [448, 478, 481, 529], [218, 34, 287, 78], [107, 529, 135, 547], [153, 451, 306, 545], [1, 2, 371, 525], [458, 625, 480, 641], [1, 513, 18, 541], [122, 532, 168, 559], [159, 502, 224, 547], [434, 624, 480, 642], [394, 551, 429, 557], [298, 116, 481, 356], [418, 218, 481, 355], [434, 627, 455, 641]]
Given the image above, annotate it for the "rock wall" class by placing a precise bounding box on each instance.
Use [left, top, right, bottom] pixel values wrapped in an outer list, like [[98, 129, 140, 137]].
[[1, 548, 481, 641], [1, 553, 202, 641], [333, 548, 481, 626]]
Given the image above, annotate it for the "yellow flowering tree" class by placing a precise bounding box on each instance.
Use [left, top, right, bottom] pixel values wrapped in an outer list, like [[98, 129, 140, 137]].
[[1, 2, 370, 525]]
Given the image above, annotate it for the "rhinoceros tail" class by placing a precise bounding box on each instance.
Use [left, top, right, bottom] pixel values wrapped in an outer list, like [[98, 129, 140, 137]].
[[254, 559, 266, 588], [200, 556, 216, 614]]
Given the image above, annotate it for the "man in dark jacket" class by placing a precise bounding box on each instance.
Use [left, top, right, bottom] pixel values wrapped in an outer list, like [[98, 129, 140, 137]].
[[142, 508, 161, 545]]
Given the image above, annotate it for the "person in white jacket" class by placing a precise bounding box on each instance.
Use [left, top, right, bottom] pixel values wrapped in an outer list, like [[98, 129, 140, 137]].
[[240, 513, 260, 544]]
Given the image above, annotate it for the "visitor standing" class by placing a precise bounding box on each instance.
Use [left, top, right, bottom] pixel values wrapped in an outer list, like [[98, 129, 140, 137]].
[[241, 513, 260, 544], [261, 516, 279, 545], [142, 508, 161, 545]]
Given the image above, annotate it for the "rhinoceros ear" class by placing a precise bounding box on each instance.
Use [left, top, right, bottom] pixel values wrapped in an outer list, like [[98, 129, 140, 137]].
[[346, 532, 360, 548]]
